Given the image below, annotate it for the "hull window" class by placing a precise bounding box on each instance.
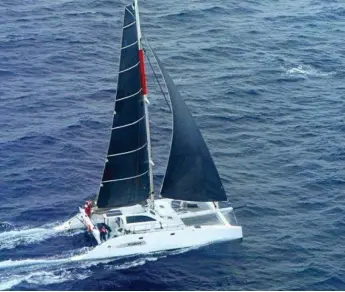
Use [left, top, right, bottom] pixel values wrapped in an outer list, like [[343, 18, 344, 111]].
[[126, 215, 156, 224]]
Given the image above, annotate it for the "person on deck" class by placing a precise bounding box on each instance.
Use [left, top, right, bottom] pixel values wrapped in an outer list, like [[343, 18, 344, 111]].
[[84, 200, 92, 217], [99, 225, 108, 242]]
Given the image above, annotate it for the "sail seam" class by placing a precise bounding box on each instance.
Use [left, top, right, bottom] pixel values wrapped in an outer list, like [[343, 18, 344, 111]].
[[108, 143, 147, 157], [121, 40, 138, 50], [117, 88, 142, 101], [112, 114, 145, 130], [119, 61, 140, 74], [123, 21, 135, 29], [102, 170, 148, 183]]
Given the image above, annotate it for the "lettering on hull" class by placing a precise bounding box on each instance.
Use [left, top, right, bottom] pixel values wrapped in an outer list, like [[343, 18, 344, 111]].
[[116, 241, 146, 248]]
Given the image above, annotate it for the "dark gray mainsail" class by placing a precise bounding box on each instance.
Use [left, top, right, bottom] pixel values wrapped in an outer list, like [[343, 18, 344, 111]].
[[96, 5, 150, 208], [151, 50, 228, 202]]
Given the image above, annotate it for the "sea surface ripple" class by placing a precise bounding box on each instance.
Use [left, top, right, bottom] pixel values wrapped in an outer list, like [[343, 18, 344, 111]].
[[0, 0, 344, 290]]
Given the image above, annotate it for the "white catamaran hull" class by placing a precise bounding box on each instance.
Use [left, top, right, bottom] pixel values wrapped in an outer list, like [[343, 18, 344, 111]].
[[71, 224, 242, 261]]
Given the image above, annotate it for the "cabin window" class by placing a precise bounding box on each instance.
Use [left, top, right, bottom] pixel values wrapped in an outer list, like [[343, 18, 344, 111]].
[[150, 210, 156, 216], [126, 216, 156, 224]]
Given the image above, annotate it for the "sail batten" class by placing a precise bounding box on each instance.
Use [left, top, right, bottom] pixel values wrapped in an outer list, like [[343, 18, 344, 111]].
[[111, 114, 145, 130], [107, 142, 147, 157], [149, 49, 228, 202], [102, 170, 149, 184], [123, 21, 136, 29], [116, 88, 142, 101], [119, 61, 140, 73], [96, 5, 150, 209]]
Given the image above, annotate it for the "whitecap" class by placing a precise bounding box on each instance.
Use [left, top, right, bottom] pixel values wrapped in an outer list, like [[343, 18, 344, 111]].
[[285, 64, 335, 77]]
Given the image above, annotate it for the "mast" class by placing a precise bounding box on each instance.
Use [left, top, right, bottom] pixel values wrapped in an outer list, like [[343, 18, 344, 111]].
[[134, 0, 155, 204]]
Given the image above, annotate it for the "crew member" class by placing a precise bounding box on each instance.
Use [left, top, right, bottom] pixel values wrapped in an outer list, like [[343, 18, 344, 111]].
[[84, 200, 92, 217], [99, 225, 108, 242]]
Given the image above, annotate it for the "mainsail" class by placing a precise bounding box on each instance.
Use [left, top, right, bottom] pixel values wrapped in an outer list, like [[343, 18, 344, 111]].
[[150, 50, 228, 202], [96, 5, 150, 208]]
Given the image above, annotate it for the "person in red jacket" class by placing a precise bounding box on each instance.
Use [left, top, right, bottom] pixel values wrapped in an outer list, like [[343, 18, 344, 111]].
[[84, 200, 92, 217]]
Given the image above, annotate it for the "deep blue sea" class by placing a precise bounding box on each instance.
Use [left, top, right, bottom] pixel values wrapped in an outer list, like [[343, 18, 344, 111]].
[[0, 0, 344, 290]]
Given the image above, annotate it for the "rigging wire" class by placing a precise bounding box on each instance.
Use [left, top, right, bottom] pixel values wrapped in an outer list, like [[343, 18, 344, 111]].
[[142, 36, 172, 112]]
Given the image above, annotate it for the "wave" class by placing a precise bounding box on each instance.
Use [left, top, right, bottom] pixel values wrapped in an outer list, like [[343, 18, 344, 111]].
[[0, 221, 15, 232], [162, 5, 226, 19], [0, 69, 15, 77]]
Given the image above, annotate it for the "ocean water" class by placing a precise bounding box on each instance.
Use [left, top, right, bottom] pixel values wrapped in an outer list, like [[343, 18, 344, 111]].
[[0, 0, 344, 290]]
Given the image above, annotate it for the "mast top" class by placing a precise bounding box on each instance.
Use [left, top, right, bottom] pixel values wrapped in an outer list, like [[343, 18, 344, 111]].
[[133, 0, 143, 48]]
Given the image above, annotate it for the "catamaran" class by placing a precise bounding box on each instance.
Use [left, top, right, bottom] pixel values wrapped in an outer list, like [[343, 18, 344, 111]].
[[55, 0, 243, 261]]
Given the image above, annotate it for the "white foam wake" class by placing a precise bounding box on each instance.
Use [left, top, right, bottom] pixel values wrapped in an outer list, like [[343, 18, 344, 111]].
[[0, 254, 110, 290], [0, 223, 83, 250], [0, 258, 66, 290], [0, 258, 67, 270], [0, 241, 201, 290], [0, 269, 90, 291], [0, 227, 58, 250], [0, 249, 89, 290], [109, 246, 201, 270]]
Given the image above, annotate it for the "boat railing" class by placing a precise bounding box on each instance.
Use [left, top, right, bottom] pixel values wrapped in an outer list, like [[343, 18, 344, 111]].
[[221, 208, 239, 226]]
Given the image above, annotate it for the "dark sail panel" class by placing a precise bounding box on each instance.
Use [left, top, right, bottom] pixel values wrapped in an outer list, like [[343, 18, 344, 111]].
[[103, 146, 148, 181], [152, 50, 228, 202], [108, 116, 147, 155], [97, 175, 149, 208], [96, 5, 150, 209]]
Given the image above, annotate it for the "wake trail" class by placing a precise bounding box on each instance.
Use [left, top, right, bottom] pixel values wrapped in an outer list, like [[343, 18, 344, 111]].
[[0, 238, 202, 290], [0, 257, 71, 291], [0, 258, 91, 291], [0, 257, 69, 270], [0, 247, 91, 290], [0, 223, 83, 250]]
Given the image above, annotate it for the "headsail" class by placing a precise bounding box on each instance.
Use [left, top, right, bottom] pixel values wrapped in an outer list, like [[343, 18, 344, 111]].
[[96, 5, 150, 209], [150, 49, 228, 202]]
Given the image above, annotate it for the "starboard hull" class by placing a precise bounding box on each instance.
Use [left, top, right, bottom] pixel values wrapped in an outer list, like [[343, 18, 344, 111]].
[[71, 224, 242, 261]]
